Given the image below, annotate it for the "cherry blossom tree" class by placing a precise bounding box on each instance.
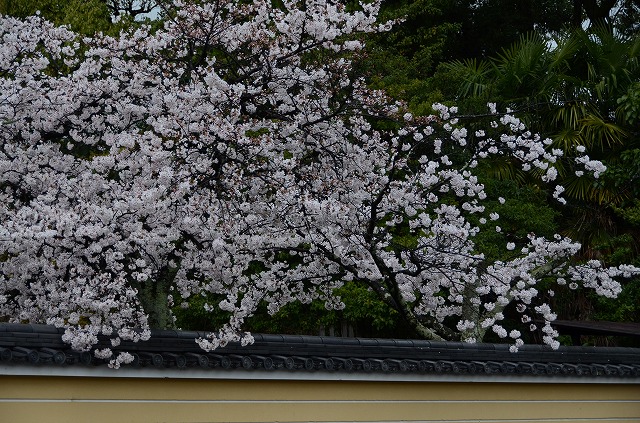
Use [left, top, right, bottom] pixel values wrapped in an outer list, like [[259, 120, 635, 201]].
[[1, 0, 638, 366]]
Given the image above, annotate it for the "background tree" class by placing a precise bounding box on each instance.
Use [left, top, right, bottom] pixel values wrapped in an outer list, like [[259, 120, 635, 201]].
[[0, 0, 112, 34], [571, 0, 640, 30], [105, 0, 159, 18], [445, 25, 640, 241], [363, 0, 583, 112], [441, 24, 640, 330]]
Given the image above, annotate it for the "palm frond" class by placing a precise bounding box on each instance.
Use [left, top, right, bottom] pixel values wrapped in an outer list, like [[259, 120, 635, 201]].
[[478, 157, 527, 184], [563, 173, 629, 206], [552, 102, 589, 129], [552, 127, 583, 152], [492, 33, 552, 101], [579, 114, 628, 150], [442, 59, 493, 99]]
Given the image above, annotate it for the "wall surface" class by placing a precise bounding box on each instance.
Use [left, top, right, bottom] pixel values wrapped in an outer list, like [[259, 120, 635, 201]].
[[1, 375, 639, 423]]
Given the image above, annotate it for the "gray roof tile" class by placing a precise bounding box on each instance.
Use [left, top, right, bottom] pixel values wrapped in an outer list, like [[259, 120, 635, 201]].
[[1, 323, 639, 378]]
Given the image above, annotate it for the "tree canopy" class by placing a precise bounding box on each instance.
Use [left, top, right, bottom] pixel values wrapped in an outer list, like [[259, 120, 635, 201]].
[[1, 0, 639, 366]]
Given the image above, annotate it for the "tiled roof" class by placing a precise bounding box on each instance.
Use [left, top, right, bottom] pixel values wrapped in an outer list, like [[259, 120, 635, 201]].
[[1, 323, 639, 379]]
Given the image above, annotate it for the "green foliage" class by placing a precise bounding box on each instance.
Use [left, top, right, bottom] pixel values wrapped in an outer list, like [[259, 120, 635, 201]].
[[336, 282, 401, 332], [362, 0, 461, 114], [174, 281, 403, 337], [586, 209, 640, 334], [362, 0, 599, 116], [593, 278, 640, 323], [445, 25, 640, 215], [0, 0, 112, 34], [246, 282, 403, 337], [614, 201, 640, 228], [617, 82, 640, 126], [472, 178, 558, 261], [173, 292, 233, 331], [604, 149, 640, 198], [439, 25, 640, 328], [445, 25, 639, 134]]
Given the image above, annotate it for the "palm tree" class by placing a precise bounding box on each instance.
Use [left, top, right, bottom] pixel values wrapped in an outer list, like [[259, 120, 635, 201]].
[[446, 25, 639, 213], [442, 25, 640, 328]]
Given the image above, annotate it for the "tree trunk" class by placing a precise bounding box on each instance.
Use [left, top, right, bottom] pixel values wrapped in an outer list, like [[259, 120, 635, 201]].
[[136, 267, 176, 330], [575, 0, 617, 27]]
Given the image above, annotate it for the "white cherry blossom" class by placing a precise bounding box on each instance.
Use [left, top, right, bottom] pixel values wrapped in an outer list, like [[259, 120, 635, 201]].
[[1, 1, 638, 362]]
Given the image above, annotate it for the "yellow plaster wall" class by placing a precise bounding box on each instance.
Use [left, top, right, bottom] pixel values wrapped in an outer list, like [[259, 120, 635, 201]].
[[1, 376, 639, 422]]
